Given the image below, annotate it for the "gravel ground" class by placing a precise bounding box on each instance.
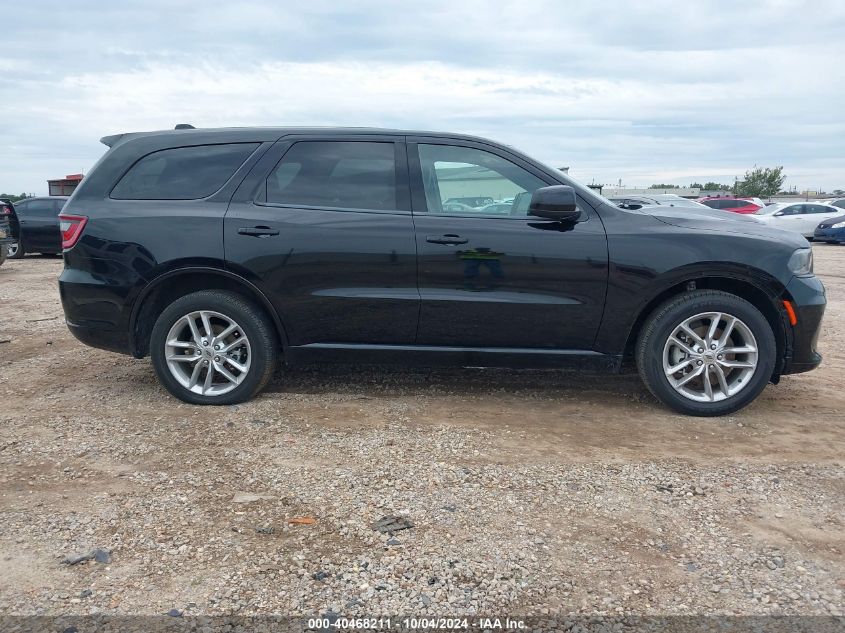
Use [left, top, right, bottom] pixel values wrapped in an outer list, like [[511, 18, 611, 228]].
[[0, 246, 843, 618]]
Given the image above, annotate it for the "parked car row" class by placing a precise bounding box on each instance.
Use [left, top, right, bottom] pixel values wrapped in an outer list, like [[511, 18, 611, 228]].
[[608, 194, 845, 244]]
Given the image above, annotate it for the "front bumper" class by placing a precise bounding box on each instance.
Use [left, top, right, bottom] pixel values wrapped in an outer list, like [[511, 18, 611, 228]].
[[813, 226, 845, 243], [781, 274, 825, 375]]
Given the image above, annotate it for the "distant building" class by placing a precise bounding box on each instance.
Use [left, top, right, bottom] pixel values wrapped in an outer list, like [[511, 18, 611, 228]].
[[602, 187, 701, 199], [48, 173, 83, 196]]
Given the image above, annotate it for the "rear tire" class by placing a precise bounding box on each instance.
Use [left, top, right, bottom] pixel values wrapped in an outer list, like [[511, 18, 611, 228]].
[[150, 290, 278, 405], [636, 290, 776, 416]]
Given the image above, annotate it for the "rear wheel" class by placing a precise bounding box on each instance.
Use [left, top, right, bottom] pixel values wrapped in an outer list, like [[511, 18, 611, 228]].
[[636, 290, 776, 416], [150, 290, 278, 405]]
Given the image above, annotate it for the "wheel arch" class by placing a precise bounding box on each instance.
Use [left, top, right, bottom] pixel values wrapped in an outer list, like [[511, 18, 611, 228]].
[[129, 266, 288, 358], [622, 269, 791, 378]]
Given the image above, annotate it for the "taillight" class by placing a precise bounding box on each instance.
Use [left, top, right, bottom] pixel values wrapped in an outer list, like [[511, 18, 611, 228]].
[[0, 204, 11, 215], [58, 214, 88, 250]]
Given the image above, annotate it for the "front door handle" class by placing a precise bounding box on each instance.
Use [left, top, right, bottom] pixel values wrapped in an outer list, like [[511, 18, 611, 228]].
[[238, 226, 279, 237], [426, 234, 468, 245]]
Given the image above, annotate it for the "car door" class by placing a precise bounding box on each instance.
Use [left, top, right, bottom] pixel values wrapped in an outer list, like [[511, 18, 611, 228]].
[[19, 198, 63, 252], [806, 204, 841, 233], [408, 138, 608, 350], [768, 204, 807, 232], [224, 135, 418, 347]]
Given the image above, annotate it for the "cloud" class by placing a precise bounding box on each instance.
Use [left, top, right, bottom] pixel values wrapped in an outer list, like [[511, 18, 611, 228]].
[[1, 0, 844, 193]]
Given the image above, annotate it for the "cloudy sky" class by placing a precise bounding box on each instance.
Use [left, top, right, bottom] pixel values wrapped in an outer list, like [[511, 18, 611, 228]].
[[1, 1, 844, 195]]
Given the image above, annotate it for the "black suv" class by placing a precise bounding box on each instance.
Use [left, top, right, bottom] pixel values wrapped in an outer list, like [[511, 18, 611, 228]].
[[58, 126, 825, 416]]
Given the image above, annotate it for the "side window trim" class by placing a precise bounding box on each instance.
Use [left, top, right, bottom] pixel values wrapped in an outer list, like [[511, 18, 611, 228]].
[[407, 137, 587, 220], [252, 136, 411, 214]]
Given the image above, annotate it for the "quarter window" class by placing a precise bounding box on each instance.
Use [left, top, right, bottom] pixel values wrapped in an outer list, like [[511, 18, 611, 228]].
[[111, 143, 259, 200], [417, 144, 547, 216], [265, 141, 397, 211]]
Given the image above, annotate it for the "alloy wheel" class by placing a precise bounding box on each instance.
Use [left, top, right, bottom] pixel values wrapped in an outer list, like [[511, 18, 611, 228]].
[[662, 311, 758, 403], [164, 310, 252, 396]]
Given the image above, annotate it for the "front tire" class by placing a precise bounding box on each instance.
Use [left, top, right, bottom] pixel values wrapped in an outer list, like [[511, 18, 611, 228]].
[[636, 290, 776, 416], [7, 241, 24, 259], [150, 290, 278, 405]]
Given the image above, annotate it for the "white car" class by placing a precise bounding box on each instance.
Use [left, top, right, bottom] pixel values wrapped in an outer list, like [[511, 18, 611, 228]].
[[755, 202, 844, 238]]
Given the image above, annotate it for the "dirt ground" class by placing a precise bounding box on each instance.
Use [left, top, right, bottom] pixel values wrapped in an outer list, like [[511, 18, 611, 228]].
[[0, 246, 842, 618]]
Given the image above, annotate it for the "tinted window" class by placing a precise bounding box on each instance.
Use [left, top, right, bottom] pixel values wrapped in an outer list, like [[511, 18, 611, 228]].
[[780, 205, 803, 216], [832, 200, 845, 209], [266, 142, 397, 211], [808, 205, 832, 214], [27, 199, 55, 216], [418, 144, 547, 216], [722, 199, 745, 208], [112, 143, 259, 200]]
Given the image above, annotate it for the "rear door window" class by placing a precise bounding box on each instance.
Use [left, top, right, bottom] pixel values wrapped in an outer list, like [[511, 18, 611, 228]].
[[265, 141, 398, 211], [112, 143, 259, 200], [26, 199, 55, 217]]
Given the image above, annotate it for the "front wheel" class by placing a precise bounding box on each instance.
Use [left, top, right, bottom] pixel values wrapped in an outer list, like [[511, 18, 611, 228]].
[[7, 241, 24, 259], [150, 290, 278, 405], [636, 290, 776, 416]]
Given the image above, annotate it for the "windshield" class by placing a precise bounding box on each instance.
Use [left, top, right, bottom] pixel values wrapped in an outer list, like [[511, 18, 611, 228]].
[[754, 204, 781, 215]]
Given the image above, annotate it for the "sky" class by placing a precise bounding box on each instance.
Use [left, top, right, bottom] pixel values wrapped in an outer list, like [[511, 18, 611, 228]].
[[1, 0, 844, 195]]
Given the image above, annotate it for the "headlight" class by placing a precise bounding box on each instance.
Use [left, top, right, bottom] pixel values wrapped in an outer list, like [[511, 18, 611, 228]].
[[788, 248, 813, 275], [832, 221, 845, 229]]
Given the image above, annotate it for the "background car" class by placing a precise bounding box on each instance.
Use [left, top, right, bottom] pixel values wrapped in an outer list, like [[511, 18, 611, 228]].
[[0, 198, 19, 266], [813, 214, 845, 244], [608, 194, 712, 210], [825, 197, 845, 210], [698, 197, 762, 214], [478, 202, 514, 214], [6, 196, 68, 258], [754, 202, 843, 238], [444, 196, 494, 208]]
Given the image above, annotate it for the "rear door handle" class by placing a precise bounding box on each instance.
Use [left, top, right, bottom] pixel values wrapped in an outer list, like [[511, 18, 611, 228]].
[[238, 226, 279, 237], [426, 234, 468, 245]]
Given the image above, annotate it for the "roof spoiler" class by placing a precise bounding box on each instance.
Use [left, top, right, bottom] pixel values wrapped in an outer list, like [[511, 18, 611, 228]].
[[100, 133, 125, 147]]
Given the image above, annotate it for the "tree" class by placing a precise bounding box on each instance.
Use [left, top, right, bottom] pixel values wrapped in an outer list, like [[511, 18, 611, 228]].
[[702, 182, 732, 191], [735, 166, 785, 198], [689, 182, 703, 189], [0, 193, 32, 202], [648, 183, 680, 189]]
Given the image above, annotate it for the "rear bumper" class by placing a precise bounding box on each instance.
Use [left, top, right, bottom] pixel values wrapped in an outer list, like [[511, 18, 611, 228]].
[[59, 259, 137, 356], [66, 319, 131, 355], [781, 275, 825, 375]]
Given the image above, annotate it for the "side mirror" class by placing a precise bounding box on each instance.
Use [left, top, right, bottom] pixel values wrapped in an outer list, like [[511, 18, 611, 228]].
[[528, 185, 580, 222], [774, 211, 785, 217]]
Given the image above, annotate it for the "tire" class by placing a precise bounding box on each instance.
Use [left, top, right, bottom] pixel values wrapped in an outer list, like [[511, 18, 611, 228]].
[[150, 290, 278, 405], [636, 290, 776, 417], [7, 241, 24, 259], [0, 244, 7, 267]]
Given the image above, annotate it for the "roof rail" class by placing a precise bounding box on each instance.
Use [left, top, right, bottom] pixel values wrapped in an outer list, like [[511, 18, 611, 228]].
[[175, 123, 195, 130]]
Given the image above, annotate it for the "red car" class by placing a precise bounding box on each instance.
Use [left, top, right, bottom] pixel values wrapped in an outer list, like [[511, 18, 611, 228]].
[[698, 197, 762, 214]]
